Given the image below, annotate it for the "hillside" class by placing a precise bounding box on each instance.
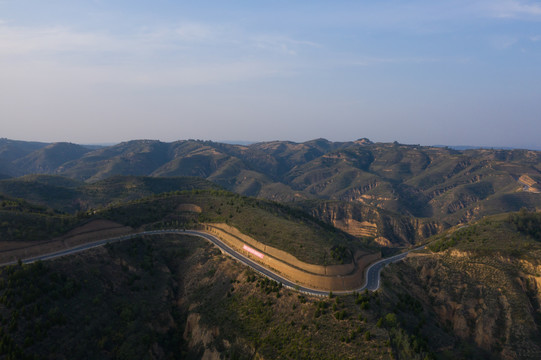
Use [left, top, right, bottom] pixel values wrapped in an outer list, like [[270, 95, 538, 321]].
[[0, 235, 394, 360], [0, 139, 48, 164], [13, 143, 91, 174], [97, 189, 365, 266], [1, 138, 540, 247], [2, 221, 536, 359], [379, 210, 541, 359], [0, 175, 220, 213], [0, 177, 368, 266], [0, 194, 77, 242], [0, 140, 540, 358]]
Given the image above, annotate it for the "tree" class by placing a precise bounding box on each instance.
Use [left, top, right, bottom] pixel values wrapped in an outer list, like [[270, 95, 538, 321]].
[[384, 313, 397, 328]]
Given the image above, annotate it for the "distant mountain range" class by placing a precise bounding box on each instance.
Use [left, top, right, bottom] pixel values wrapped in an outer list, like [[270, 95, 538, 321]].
[[433, 144, 541, 151], [1, 137, 541, 246]]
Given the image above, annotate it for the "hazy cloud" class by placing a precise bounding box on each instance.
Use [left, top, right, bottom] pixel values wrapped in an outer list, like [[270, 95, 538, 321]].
[[484, 0, 541, 18], [490, 35, 518, 49], [0, 24, 115, 56], [349, 56, 454, 66], [252, 35, 320, 55], [0, 21, 300, 89], [175, 23, 213, 41]]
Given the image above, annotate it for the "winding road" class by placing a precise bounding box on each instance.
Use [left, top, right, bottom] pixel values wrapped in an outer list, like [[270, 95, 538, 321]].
[[0, 229, 422, 296]]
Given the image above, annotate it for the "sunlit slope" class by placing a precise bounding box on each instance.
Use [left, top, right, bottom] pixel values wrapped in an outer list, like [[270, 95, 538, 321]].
[[0, 175, 368, 265]]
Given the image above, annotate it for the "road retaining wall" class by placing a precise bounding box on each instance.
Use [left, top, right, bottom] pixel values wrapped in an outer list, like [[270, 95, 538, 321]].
[[203, 223, 380, 291]]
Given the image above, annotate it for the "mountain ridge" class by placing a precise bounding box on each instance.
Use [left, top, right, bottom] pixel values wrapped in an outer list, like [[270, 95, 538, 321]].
[[1, 138, 540, 246]]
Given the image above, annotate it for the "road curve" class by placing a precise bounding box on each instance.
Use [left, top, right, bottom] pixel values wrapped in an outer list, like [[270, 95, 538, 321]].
[[0, 229, 422, 296]]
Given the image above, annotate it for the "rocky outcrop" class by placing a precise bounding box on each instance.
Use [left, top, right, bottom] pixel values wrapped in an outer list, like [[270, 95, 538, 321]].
[[308, 201, 445, 246]]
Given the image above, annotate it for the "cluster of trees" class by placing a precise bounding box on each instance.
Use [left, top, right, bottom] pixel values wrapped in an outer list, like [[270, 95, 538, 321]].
[[0, 262, 81, 359], [330, 245, 351, 264], [256, 278, 282, 295], [428, 236, 457, 252], [376, 291, 434, 360], [508, 208, 541, 241]]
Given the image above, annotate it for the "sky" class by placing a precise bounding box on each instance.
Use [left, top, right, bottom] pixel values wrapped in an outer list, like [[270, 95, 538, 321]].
[[1, 0, 540, 148]]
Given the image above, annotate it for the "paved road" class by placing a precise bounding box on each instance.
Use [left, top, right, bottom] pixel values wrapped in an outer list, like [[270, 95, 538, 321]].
[[0, 229, 422, 296], [361, 248, 424, 291]]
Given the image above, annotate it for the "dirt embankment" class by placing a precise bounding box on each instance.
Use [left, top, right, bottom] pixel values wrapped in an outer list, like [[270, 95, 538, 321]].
[[203, 223, 380, 291], [518, 175, 541, 193], [0, 219, 134, 264]]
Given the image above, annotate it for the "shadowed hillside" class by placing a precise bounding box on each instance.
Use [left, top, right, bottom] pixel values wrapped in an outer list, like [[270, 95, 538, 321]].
[[0, 175, 220, 213], [13, 143, 91, 174]]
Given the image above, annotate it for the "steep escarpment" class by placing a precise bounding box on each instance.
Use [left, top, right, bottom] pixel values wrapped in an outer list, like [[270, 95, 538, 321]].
[[305, 200, 444, 246]]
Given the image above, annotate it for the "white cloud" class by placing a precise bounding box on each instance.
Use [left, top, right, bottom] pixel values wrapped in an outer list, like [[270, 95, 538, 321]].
[[0, 21, 297, 89], [349, 56, 453, 67], [252, 35, 320, 55], [175, 22, 215, 42], [490, 35, 518, 49], [484, 0, 541, 18], [531, 35, 541, 41], [0, 23, 121, 56], [0, 21, 317, 60]]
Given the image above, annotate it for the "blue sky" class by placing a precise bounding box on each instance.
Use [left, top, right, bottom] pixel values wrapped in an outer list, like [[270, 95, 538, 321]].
[[1, 1, 540, 148]]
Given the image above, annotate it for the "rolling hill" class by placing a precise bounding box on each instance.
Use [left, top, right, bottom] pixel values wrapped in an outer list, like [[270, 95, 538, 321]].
[[1, 138, 540, 246]]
